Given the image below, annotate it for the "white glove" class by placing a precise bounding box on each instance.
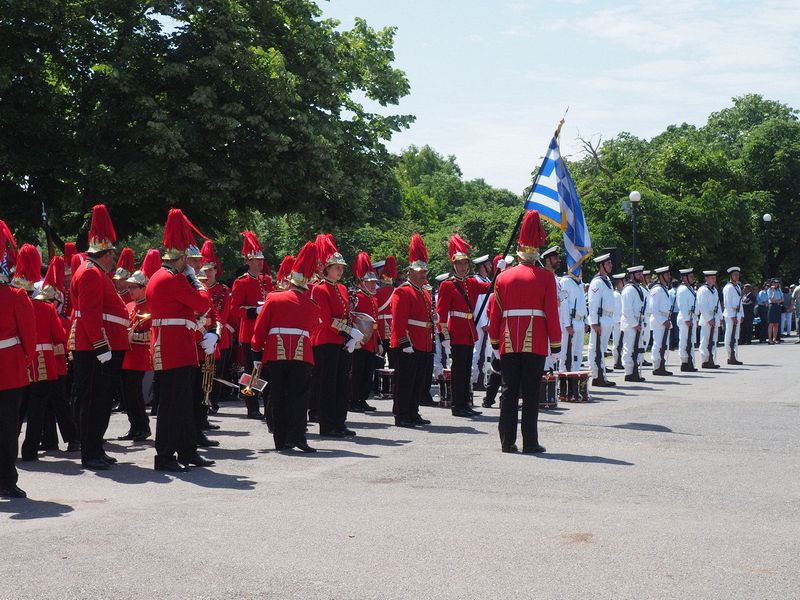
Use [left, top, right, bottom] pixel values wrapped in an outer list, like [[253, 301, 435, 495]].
[[183, 265, 196, 278], [96, 350, 112, 364], [441, 339, 451, 354], [344, 338, 357, 353], [497, 259, 507, 271], [200, 332, 218, 355], [550, 354, 560, 367], [253, 360, 262, 369], [256, 304, 264, 315], [349, 328, 365, 343], [402, 346, 414, 354], [492, 347, 500, 360]]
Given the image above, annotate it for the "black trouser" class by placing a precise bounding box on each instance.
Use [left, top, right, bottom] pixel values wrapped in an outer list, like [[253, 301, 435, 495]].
[[498, 352, 545, 450], [122, 369, 150, 433], [211, 346, 232, 404], [192, 365, 207, 437], [20, 380, 60, 459], [155, 366, 197, 459], [740, 316, 753, 344], [450, 344, 473, 410], [73, 350, 123, 461], [485, 358, 502, 404], [42, 375, 77, 447], [350, 348, 374, 406], [313, 344, 350, 433], [393, 349, 427, 422], [0, 387, 23, 488], [268, 361, 312, 449]]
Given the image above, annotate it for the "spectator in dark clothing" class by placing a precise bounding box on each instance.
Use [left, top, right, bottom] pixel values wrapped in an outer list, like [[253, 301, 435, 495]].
[[740, 284, 755, 344], [757, 283, 769, 343]]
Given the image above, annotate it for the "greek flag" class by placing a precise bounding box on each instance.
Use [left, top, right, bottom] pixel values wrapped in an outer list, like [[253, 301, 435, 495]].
[[524, 136, 592, 277]]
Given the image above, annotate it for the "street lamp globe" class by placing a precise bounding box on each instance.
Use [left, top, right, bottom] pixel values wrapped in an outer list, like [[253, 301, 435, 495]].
[[762, 213, 772, 223], [629, 190, 641, 203]]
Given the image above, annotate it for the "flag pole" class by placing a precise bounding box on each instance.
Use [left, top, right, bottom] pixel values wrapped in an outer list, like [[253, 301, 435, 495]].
[[472, 118, 566, 325]]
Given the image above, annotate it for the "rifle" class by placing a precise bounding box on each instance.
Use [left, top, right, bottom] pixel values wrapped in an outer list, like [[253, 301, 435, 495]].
[[565, 298, 576, 371], [707, 320, 716, 364], [594, 296, 603, 378], [631, 287, 645, 380], [659, 322, 668, 368], [687, 289, 697, 369]]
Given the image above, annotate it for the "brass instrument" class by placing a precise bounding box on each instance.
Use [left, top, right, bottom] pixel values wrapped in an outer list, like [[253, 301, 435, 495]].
[[239, 361, 267, 396], [128, 312, 151, 332], [201, 353, 215, 407]]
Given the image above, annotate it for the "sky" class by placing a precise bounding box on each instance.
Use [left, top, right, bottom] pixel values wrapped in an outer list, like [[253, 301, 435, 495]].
[[321, 0, 800, 193]]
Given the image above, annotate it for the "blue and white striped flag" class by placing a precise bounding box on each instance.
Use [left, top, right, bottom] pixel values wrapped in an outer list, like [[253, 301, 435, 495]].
[[524, 136, 592, 277]]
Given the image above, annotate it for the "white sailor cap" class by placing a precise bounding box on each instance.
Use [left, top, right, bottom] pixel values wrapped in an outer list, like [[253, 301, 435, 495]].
[[612, 273, 626, 280], [434, 272, 449, 283], [372, 259, 386, 270], [727, 266, 740, 274], [679, 268, 693, 275], [654, 266, 670, 274], [627, 265, 644, 273], [702, 270, 717, 276], [593, 253, 611, 263], [472, 254, 491, 265], [541, 246, 560, 259], [642, 269, 651, 276]]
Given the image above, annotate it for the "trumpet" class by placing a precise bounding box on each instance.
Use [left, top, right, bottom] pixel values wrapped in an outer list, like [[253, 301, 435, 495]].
[[239, 361, 267, 396], [128, 312, 151, 332], [201, 353, 215, 407]]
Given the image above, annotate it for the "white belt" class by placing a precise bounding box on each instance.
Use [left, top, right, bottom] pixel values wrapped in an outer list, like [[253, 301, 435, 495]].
[[35, 343, 54, 352], [268, 327, 310, 337], [74, 310, 131, 327], [152, 318, 196, 329], [0, 336, 20, 350], [449, 310, 473, 320], [572, 315, 584, 321], [601, 309, 614, 317], [502, 309, 546, 318], [225, 323, 235, 333], [377, 314, 392, 320], [407, 319, 431, 328]]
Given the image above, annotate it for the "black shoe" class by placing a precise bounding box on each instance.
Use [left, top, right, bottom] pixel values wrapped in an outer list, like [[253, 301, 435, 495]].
[[307, 411, 319, 423], [154, 456, 186, 472], [523, 444, 546, 454], [348, 403, 365, 413], [395, 419, 417, 428], [592, 378, 616, 387], [178, 454, 215, 467], [362, 403, 377, 412], [0, 484, 27, 498], [293, 442, 317, 453], [117, 430, 137, 441], [319, 429, 346, 437], [66, 441, 81, 452], [82, 458, 110, 471], [482, 400, 496, 408], [20, 454, 38, 462], [197, 435, 220, 447], [624, 374, 646, 382], [652, 368, 673, 376], [472, 381, 486, 392], [413, 415, 431, 425], [727, 358, 743, 365], [203, 421, 221, 430], [247, 411, 264, 419], [451, 407, 474, 417], [339, 428, 357, 437], [132, 428, 151, 442], [465, 407, 482, 416], [605, 367, 614, 373], [100, 453, 118, 464], [613, 363, 623, 370], [680, 363, 692, 372], [418, 398, 436, 407], [641, 360, 652, 367], [208, 403, 220, 414], [502, 444, 519, 453]]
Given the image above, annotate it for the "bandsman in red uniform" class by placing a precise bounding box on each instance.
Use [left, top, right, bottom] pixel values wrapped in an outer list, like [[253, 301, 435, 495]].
[[20, 249, 71, 461], [311, 234, 362, 437], [0, 222, 35, 498], [488, 211, 561, 454], [374, 256, 397, 369], [391, 234, 435, 428], [118, 251, 161, 442], [350, 252, 380, 413], [69, 205, 130, 470], [198, 240, 232, 413], [231, 231, 268, 418], [146, 209, 214, 472], [252, 242, 321, 452], [436, 234, 492, 418], [112, 247, 135, 305]]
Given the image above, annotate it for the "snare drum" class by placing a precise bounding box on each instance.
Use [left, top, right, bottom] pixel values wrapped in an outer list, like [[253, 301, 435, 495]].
[[538, 373, 557, 410], [438, 368, 452, 408], [558, 371, 569, 402], [377, 368, 395, 399], [577, 371, 591, 402]]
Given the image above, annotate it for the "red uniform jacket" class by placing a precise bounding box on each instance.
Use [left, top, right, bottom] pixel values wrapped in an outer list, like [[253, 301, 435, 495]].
[[252, 289, 322, 364], [118, 288, 131, 305], [32, 298, 67, 382], [0, 285, 36, 390], [353, 289, 379, 352], [375, 285, 394, 341], [436, 276, 491, 346], [231, 273, 265, 345], [123, 299, 152, 372], [311, 279, 349, 347], [146, 266, 212, 371], [206, 282, 232, 350], [70, 259, 130, 353], [488, 262, 561, 356], [390, 281, 434, 352]]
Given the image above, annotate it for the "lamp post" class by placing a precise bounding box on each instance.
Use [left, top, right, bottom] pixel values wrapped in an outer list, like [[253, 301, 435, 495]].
[[762, 213, 772, 280], [629, 190, 641, 265]]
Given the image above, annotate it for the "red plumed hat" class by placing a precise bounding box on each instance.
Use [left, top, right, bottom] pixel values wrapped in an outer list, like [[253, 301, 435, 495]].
[[200, 240, 223, 276], [34, 255, 65, 301], [0, 219, 17, 281], [382, 256, 398, 280], [315, 233, 346, 268], [493, 254, 503, 273], [140, 249, 162, 279], [241, 231, 264, 260], [408, 234, 429, 272], [289, 242, 318, 289], [113, 247, 136, 280], [517, 210, 546, 260], [70, 253, 85, 277], [448, 234, 471, 262], [276, 255, 295, 282], [353, 251, 378, 282], [63, 242, 78, 275], [163, 209, 207, 260], [88, 204, 117, 253], [12, 243, 42, 291]]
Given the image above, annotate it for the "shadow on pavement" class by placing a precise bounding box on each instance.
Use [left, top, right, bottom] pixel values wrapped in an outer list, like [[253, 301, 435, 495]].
[[537, 453, 634, 466], [422, 424, 487, 435], [274, 448, 379, 459], [173, 469, 256, 489], [94, 463, 173, 485], [0, 498, 74, 520], [18, 459, 84, 476], [611, 422, 673, 433], [203, 447, 258, 461]]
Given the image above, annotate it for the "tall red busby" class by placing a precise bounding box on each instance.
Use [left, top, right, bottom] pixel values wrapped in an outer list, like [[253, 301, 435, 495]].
[[241, 231, 264, 260], [0, 219, 17, 282], [34, 256, 65, 302], [315, 233, 346, 268], [517, 210, 546, 261], [448, 234, 471, 262], [289, 242, 318, 290], [113, 247, 136, 280], [87, 204, 117, 253], [353, 251, 378, 283], [140, 249, 162, 279], [12, 243, 42, 291], [200, 240, 223, 276], [162, 209, 207, 260], [276, 255, 295, 285], [408, 234, 429, 272], [63, 242, 78, 276], [382, 256, 398, 281]]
